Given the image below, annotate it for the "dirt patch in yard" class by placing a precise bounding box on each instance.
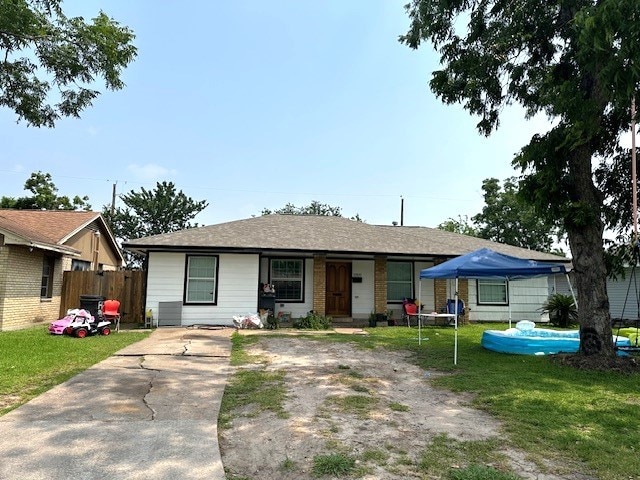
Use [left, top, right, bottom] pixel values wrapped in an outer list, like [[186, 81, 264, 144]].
[[220, 336, 591, 480]]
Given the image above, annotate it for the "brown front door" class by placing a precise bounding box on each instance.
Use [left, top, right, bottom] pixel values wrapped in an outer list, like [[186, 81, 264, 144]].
[[326, 262, 351, 317]]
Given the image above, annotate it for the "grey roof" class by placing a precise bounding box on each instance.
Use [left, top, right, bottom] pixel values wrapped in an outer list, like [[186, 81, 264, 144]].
[[124, 215, 567, 262]]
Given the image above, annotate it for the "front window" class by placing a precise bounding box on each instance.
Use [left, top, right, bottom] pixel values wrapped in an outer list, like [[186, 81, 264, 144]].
[[185, 255, 218, 304], [387, 262, 413, 302], [477, 279, 509, 304], [271, 259, 304, 301], [41, 256, 55, 298]]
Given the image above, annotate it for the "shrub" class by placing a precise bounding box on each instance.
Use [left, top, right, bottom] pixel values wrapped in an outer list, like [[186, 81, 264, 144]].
[[541, 293, 578, 328], [293, 312, 332, 330]]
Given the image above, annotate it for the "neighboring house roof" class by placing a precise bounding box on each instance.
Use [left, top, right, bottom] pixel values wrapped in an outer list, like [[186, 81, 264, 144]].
[[0, 209, 124, 262], [124, 215, 568, 262]]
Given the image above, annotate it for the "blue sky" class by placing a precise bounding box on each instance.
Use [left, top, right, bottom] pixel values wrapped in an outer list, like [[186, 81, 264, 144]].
[[0, 0, 552, 228]]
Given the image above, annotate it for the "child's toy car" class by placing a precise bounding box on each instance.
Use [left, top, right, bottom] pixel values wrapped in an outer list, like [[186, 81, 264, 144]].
[[49, 309, 91, 335], [66, 315, 112, 338], [48, 309, 112, 337]]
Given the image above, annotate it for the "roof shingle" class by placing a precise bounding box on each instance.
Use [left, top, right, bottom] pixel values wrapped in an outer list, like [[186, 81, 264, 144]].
[[124, 215, 566, 262]]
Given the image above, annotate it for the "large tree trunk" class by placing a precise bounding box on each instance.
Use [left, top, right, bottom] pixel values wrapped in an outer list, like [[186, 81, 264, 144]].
[[567, 145, 615, 357]]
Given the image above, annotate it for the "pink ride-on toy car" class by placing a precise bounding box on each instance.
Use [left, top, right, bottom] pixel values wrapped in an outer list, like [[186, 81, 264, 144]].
[[48, 309, 112, 338]]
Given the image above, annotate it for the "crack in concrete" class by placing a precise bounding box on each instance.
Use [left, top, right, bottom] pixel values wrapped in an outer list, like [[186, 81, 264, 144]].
[[139, 356, 158, 420], [181, 339, 192, 356], [141, 379, 157, 420]]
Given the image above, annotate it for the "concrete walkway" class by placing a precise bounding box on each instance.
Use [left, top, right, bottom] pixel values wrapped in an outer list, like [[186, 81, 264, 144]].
[[0, 327, 233, 480]]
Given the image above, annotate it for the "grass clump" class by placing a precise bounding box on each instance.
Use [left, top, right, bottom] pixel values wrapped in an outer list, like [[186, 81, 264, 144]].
[[448, 464, 521, 480], [361, 448, 389, 465], [327, 394, 378, 419], [219, 369, 287, 429], [0, 326, 150, 415], [312, 453, 356, 476], [229, 333, 262, 366], [389, 401, 410, 412], [280, 457, 296, 471]]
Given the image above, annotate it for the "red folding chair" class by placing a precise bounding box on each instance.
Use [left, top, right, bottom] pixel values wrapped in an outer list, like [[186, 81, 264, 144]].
[[402, 302, 419, 327], [103, 299, 121, 332]]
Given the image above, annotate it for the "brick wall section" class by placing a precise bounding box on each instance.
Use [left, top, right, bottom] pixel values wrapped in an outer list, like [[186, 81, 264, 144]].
[[0, 245, 64, 331], [374, 256, 387, 314], [0, 242, 7, 330], [312, 254, 326, 315], [433, 258, 448, 314], [432, 258, 470, 324]]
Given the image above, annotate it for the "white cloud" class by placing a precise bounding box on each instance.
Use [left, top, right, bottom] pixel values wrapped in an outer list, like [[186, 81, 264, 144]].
[[127, 163, 177, 182], [86, 126, 99, 137], [12, 164, 24, 173]]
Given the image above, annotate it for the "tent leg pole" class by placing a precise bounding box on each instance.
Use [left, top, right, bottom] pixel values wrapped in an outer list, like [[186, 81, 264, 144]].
[[508, 279, 512, 329], [566, 273, 578, 310], [418, 280, 422, 343], [454, 278, 458, 365]]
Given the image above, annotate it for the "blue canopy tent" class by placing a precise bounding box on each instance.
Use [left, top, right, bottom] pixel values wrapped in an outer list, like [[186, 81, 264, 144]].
[[419, 248, 572, 364]]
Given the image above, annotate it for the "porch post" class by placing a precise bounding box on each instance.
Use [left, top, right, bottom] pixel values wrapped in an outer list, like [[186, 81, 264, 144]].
[[313, 254, 326, 315], [374, 256, 387, 314]]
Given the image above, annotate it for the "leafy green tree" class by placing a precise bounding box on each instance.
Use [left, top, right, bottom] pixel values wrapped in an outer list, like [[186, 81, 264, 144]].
[[0, 171, 90, 210], [0, 0, 136, 127], [104, 181, 208, 268], [401, 0, 640, 358], [437, 215, 478, 237], [472, 177, 562, 252], [262, 200, 362, 221]]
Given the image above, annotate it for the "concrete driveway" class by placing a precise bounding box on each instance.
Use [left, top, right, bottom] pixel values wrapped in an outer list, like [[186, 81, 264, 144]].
[[0, 327, 233, 480]]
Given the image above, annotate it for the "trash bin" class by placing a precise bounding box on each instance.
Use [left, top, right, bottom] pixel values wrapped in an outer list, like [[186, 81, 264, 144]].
[[258, 293, 276, 313], [79, 295, 105, 319]]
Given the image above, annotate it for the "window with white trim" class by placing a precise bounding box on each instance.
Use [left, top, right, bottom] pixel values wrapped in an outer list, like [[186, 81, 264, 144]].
[[477, 279, 509, 304], [387, 262, 413, 302], [271, 259, 303, 302], [185, 255, 217, 303]]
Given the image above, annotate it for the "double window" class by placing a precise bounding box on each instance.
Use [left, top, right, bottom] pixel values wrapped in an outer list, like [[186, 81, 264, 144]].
[[185, 255, 218, 304], [270, 259, 304, 302], [387, 262, 413, 302], [477, 279, 509, 305]]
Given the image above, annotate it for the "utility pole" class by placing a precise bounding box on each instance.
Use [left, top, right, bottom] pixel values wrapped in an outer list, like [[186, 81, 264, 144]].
[[400, 196, 404, 226], [111, 182, 117, 217]]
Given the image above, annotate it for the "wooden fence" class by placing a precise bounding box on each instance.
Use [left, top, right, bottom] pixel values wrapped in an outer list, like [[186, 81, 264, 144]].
[[60, 270, 146, 325]]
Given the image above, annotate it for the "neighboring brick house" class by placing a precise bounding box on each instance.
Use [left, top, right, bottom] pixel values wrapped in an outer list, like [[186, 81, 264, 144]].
[[123, 215, 568, 327], [0, 210, 124, 331]]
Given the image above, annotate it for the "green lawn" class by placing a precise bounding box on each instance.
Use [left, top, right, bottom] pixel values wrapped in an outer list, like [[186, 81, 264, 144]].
[[0, 326, 150, 415], [329, 324, 640, 479]]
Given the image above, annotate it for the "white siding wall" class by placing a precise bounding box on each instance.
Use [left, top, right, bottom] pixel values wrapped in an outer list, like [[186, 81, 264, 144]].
[[608, 267, 640, 321], [146, 251, 259, 326], [468, 277, 549, 323], [352, 260, 374, 320]]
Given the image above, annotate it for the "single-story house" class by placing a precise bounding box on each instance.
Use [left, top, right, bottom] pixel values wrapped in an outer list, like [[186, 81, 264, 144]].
[[0, 209, 124, 331], [123, 215, 568, 327]]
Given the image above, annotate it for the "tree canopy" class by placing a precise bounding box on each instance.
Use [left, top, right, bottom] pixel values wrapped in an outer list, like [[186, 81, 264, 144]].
[[262, 200, 363, 221], [0, 0, 136, 127], [402, 0, 640, 358], [472, 177, 562, 252], [104, 181, 208, 268], [0, 171, 90, 210]]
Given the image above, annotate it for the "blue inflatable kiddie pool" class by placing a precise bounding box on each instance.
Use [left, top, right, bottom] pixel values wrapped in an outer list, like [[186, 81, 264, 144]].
[[481, 321, 631, 355]]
